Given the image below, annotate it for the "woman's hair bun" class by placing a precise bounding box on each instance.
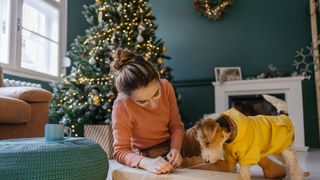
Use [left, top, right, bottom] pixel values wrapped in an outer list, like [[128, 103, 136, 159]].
[[111, 48, 136, 71]]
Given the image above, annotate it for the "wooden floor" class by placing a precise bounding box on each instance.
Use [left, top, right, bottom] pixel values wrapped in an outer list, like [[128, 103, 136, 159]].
[[251, 148, 320, 180]]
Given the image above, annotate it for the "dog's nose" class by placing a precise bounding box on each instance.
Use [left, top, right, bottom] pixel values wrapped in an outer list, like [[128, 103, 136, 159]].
[[205, 160, 209, 163]]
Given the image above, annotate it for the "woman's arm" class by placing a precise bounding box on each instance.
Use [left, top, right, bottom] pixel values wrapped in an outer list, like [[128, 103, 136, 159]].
[[165, 80, 184, 151], [164, 80, 184, 167], [112, 99, 174, 173], [112, 100, 144, 167]]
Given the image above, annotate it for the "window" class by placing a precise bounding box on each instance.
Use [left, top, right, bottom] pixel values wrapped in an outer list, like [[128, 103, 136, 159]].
[[0, 0, 10, 64], [0, 0, 67, 81]]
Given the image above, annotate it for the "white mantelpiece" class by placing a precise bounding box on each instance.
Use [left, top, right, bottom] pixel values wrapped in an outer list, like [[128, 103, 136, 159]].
[[213, 76, 308, 151]]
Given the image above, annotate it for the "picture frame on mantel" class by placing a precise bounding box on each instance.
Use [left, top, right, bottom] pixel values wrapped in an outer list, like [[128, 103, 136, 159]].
[[215, 67, 242, 82]]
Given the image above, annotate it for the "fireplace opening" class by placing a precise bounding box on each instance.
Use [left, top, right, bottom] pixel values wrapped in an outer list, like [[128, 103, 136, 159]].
[[228, 94, 285, 116]]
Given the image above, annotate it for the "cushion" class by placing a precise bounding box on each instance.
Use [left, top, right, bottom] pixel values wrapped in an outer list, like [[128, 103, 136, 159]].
[[0, 96, 31, 124], [0, 87, 52, 102], [0, 66, 4, 87], [0, 138, 108, 179]]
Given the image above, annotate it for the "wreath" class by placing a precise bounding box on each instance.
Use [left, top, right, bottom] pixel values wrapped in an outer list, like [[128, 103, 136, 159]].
[[194, 0, 234, 20]]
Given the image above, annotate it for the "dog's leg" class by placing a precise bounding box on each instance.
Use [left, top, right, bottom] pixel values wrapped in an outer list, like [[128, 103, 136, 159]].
[[273, 154, 284, 163], [280, 145, 303, 180], [226, 163, 237, 173], [239, 165, 251, 180]]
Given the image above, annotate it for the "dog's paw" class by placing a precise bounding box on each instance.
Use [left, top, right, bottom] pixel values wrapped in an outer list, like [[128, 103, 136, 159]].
[[283, 174, 303, 180], [291, 174, 304, 180]]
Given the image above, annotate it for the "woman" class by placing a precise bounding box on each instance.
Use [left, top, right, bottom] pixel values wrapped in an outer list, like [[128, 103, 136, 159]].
[[111, 48, 183, 174], [111, 48, 305, 178]]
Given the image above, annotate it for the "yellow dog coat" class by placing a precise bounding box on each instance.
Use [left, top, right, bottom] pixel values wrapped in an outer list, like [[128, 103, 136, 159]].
[[221, 108, 294, 166]]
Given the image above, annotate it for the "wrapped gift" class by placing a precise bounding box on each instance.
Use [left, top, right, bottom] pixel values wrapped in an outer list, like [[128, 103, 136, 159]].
[[112, 166, 239, 180]]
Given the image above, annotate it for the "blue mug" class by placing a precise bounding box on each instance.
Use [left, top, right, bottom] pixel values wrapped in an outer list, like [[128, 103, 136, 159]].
[[45, 124, 72, 142]]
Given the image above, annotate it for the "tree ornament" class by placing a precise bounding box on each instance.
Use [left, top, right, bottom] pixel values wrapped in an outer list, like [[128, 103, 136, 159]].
[[117, 4, 122, 12], [98, 11, 103, 22], [194, 0, 200, 8], [102, 103, 109, 110], [138, 22, 146, 31], [92, 88, 99, 95], [162, 47, 167, 53], [111, 32, 116, 44], [137, 34, 144, 43], [60, 115, 70, 124], [157, 58, 163, 64], [89, 57, 96, 65], [194, 0, 234, 21], [92, 95, 101, 106], [96, 0, 101, 2]]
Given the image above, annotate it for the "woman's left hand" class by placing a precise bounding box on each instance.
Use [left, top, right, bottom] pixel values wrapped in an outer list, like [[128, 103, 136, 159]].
[[166, 148, 183, 168]]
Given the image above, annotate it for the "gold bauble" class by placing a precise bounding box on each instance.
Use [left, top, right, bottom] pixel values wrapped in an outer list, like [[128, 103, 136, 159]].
[[162, 47, 167, 52], [92, 95, 101, 106], [96, 0, 101, 3], [157, 58, 163, 64]]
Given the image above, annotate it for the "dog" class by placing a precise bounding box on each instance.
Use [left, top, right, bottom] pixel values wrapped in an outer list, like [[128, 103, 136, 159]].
[[192, 95, 304, 180]]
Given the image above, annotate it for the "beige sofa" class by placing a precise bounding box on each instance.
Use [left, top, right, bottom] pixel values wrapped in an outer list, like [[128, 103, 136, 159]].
[[0, 65, 53, 140]]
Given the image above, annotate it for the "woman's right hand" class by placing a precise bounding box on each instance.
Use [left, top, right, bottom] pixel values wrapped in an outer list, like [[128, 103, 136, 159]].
[[139, 156, 174, 174]]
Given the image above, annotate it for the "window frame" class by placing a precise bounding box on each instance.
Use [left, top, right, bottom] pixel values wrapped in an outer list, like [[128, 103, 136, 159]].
[[1, 0, 68, 81]]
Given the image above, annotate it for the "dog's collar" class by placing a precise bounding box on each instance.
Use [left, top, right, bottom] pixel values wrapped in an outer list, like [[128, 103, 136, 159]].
[[217, 115, 237, 144]]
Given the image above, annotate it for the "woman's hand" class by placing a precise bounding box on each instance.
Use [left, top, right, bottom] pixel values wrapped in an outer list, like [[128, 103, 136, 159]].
[[139, 156, 174, 174], [166, 148, 183, 168]]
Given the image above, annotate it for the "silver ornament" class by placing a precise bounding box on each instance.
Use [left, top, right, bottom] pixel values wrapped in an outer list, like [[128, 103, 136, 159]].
[[98, 11, 103, 22], [89, 57, 96, 65], [138, 22, 146, 31], [117, 4, 122, 12], [92, 89, 99, 95], [137, 34, 144, 43]]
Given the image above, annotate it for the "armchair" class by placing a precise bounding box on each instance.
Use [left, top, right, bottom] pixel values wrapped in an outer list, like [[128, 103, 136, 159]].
[[0, 66, 53, 139]]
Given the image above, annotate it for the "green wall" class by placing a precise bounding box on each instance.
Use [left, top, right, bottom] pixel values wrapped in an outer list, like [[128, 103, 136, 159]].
[[151, 0, 320, 147], [67, 0, 95, 56]]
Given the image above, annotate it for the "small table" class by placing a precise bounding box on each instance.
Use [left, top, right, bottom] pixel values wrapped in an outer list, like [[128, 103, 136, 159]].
[[0, 137, 109, 180]]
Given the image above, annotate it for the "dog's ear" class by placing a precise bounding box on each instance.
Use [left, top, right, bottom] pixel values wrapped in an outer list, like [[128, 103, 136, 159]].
[[216, 115, 231, 133], [181, 127, 201, 157]]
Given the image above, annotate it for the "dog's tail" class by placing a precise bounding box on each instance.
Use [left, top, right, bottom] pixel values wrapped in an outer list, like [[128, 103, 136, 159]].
[[262, 94, 288, 115]]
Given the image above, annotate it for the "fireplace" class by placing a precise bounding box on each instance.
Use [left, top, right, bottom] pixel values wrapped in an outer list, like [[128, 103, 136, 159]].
[[213, 77, 308, 151]]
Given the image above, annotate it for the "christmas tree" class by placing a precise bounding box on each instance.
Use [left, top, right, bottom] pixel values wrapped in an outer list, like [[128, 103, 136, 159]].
[[49, 0, 177, 136]]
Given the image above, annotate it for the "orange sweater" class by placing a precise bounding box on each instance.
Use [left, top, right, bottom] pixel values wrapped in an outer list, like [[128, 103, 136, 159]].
[[112, 79, 184, 167]]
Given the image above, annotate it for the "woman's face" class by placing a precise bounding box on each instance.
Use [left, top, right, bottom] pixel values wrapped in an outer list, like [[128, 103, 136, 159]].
[[130, 80, 161, 110]]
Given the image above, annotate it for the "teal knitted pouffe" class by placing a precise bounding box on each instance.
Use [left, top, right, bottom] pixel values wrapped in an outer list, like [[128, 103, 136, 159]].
[[0, 138, 108, 180]]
